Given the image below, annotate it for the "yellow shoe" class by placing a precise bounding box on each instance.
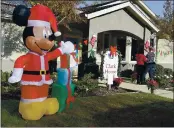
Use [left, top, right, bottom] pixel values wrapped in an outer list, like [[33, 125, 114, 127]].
[[19, 101, 46, 120], [44, 98, 59, 115]]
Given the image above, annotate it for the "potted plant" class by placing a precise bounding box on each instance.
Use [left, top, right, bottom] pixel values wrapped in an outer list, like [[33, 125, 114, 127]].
[[147, 80, 159, 94], [112, 77, 123, 89], [131, 72, 137, 83]]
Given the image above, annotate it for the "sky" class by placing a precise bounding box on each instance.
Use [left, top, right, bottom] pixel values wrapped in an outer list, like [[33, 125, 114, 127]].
[[83, 1, 165, 17], [144, 1, 165, 16]]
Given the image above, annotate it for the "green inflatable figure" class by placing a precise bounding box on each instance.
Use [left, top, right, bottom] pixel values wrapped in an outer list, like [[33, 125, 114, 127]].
[[51, 53, 77, 113], [51, 82, 76, 113]]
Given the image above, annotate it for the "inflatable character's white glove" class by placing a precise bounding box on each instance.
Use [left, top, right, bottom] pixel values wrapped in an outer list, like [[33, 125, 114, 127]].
[[8, 68, 23, 83], [59, 41, 74, 54]]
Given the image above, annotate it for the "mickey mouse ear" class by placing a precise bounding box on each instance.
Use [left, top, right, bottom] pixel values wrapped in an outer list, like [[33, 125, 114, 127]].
[[12, 5, 30, 26]]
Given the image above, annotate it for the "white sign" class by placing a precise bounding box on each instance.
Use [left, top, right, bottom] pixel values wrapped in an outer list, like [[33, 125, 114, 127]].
[[103, 51, 119, 85]]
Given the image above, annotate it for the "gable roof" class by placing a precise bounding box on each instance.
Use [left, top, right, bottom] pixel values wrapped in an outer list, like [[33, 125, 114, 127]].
[[135, 1, 157, 18], [79, 0, 159, 33]]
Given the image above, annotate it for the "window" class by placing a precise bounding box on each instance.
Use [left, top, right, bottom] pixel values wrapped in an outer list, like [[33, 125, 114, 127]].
[[117, 37, 126, 61], [131, 39, 138, 61], [131, 40, 144, 61], [103, 33, 110, 49]]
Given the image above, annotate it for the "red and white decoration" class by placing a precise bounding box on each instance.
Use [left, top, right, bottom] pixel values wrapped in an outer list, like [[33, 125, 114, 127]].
[[90, 35, 97, 48], [145, 40, 150, 49], [28, 5, 61, 37]]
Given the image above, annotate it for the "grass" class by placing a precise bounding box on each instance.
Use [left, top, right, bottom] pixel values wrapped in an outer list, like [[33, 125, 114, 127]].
[[1, 93, 174, 127]]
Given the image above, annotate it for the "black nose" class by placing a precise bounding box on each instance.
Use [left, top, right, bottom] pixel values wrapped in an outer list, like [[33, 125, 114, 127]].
[[49, 34, 61, 42], [49, 34, 56, 41]]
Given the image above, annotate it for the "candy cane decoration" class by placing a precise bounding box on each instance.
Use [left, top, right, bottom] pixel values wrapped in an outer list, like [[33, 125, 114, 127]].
[[90, 35, 97, 48], [145, 40, 150, 49]]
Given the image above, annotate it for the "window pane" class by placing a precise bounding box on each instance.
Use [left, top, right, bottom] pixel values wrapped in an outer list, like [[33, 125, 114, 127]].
[[104, 34, 109, 49], [131, 39, 138, 61], [117, 38, 126, 61]]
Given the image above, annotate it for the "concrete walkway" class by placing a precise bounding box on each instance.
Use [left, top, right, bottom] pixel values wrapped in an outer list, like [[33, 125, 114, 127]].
[[119, 82, 174, 99], [98, 79, 173, 99]]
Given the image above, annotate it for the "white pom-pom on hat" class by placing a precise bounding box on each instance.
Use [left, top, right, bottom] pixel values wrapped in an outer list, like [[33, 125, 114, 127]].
[[54, 31, 61, 37]]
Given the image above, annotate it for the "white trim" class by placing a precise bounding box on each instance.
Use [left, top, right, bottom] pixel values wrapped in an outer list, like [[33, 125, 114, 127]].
[[21, 97, 47, 103], [40, 56, 46, 83], [138, 1, 156, 18], [28, 20, 50, 28], [85, 2, 159, 32], [121, 61, 137, 64], [86, 2, 130, 19], [21, 79, 53, 86], [128, 4, 159, 32]]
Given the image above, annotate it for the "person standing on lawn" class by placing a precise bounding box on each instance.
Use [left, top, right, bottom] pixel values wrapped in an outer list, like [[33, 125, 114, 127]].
[[144, 46, 156, 80], [135, 48, 147, 85]]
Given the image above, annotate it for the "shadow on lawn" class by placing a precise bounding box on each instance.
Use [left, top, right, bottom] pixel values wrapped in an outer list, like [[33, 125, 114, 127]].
[[93, 101, 174, 127], [1, 97, 174, 127]]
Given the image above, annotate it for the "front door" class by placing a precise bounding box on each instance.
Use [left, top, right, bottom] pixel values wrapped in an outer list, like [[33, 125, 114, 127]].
[[103, 32, 111, 50]]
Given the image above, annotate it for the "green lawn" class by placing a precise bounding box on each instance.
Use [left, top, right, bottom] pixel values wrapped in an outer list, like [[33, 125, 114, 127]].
[[1, 93, 174, 127]]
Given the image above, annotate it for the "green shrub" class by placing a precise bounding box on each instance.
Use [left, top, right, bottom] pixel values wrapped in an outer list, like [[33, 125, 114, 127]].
[[1, 70, 12, 82], [121, 69, 133, 78], [1, 70, 20, 95], [164, 68, 173, 76], [154, 74, 173, 88], [73, 73, 98, 97], [155, 64, 164, 76]]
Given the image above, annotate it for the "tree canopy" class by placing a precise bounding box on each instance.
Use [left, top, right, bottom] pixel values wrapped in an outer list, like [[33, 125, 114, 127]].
[[29, 0, 87, 29], [156, 0, 174, 41]]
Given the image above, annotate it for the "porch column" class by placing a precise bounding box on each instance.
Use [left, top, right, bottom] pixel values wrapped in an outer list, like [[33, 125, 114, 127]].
[[125, 36, 132, 62], [150, 33, 157, 62]]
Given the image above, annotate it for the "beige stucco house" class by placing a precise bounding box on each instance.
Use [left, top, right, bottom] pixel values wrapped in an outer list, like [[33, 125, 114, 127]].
[[1, 0, 173, 73]]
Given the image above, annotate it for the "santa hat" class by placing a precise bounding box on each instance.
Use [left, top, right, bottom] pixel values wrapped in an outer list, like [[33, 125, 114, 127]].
[[27, 4, 61, 37]]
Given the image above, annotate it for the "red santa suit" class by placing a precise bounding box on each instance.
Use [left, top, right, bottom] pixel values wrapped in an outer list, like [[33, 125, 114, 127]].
[[13, 49, 63, 103]]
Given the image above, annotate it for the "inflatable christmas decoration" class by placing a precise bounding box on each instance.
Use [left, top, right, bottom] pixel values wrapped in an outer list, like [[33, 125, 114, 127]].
[[51, 42, 78, 112], [103, 46, 119, 90], [8, 4, 74, 120]]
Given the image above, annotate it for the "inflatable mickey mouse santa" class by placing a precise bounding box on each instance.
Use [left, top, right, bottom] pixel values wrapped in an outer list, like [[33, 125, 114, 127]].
[[8, 4, 74, 120]]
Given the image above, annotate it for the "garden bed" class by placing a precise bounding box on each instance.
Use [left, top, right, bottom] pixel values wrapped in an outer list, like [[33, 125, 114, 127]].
[[1, 86, 137, 100], [75, 86, 137, 97]]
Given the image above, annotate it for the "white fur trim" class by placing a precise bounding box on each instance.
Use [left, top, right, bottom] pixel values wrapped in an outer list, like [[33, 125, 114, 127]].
[[28, 20, 50, 28], [28, 51, 39, 56], [54, 31, 61, 37], [12, 68, 23, 80], [28, 51, 47, 56], [21, 79, 53, 86], [21, 97, 47, 103], [70, 54, 78, 68], [58, 48, 63, 54]]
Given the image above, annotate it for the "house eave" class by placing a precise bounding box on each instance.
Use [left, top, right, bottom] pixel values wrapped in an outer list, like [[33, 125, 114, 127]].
[[136, 1, 157, 18], [85, 2, 159, 33]]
